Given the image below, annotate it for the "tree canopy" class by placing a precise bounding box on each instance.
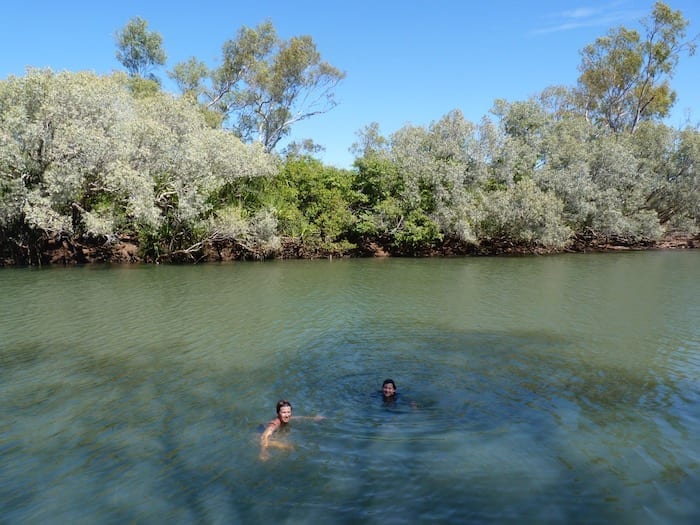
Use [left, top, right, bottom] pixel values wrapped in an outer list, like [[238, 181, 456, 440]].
[[115, 17, 167, 82], [1, 3, 698, 265], [0, 69, 277, 264], [168, 20, 345, 152], [577, 1, 697, 132]]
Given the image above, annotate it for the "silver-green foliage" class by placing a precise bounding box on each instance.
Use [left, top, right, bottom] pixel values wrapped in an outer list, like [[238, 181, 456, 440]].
[[354, 95, 698, 249], [476, 179, 572, 247], [0, 69, 277, 246], [378, 110, 484, 244], [647, 125, 700, 232], [358, 107, 572, 249], [206, 205, 281, 257], [1, 69, 133, 235]]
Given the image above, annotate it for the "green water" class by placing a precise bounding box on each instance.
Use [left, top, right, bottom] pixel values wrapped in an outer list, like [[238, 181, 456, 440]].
[[1, 251, 698, 524]]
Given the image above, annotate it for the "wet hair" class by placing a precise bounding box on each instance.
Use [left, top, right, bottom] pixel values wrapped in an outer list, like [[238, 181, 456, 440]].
[[276, 400, 292, 414], [382, 379, 396, 389]]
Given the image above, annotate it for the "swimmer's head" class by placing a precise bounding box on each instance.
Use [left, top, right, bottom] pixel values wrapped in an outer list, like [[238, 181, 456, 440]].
[[382, 379, 396, 397], [276, 400, 292, 423], [276, 400, 292, 413]]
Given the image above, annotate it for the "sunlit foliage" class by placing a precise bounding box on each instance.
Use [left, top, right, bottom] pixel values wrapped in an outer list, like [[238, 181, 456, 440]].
[[115, 17, 167, 82], [1, 2, 698, 265], [577, 1, 696, 133], [168, 20, 345, 153], [0, 69, 276, 263]]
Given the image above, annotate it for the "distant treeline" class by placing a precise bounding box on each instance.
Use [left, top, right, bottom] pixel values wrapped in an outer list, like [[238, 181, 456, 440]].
[[1, 3, 698, 264]]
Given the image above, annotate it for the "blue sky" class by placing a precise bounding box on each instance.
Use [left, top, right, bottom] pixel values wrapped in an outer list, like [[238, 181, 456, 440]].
[[2, 1, 699, 168]]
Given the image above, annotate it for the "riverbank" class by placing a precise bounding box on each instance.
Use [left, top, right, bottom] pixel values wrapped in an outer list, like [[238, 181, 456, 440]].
[[2, 232, 697, 266]]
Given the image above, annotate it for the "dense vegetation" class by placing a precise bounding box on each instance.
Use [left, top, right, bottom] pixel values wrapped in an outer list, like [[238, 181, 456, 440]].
[[1, 2, 698, 265]]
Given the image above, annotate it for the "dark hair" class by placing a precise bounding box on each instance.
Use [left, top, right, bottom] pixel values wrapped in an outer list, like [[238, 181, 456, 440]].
[[382, 379, 396, 389], [276, 400, 292, 414]]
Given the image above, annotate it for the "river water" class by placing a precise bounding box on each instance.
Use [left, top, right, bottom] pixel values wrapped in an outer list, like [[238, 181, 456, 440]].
[[1, 251, 698, 524]]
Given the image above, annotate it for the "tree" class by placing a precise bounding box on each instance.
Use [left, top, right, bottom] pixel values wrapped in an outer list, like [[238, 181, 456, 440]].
[[577, 2, 696, 133], [115, 17, 167, 82], [490, 99, 551, 184], [352, 111, 483, 249], [169, 20, 345, 152], [168, 57, 209, 99], [477, 178, 571, 249], [0, 69, 277, 264], [272, 158, 357, 251], [643, 125, 700, 229], [350, 122, 388, 159]]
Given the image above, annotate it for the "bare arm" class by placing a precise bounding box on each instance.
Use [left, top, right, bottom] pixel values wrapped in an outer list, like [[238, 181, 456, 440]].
[[259, 421, 278, 461], [259, 419, 297, 460], [291, 415, 325, 421]]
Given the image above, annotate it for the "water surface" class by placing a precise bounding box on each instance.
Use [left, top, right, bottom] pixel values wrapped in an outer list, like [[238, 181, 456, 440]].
[[1, 252, 698, 523]]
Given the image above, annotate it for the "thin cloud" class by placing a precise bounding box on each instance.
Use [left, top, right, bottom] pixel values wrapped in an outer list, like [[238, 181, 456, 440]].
[[562, 7, 600, 19], [532, 1, 646, 35]]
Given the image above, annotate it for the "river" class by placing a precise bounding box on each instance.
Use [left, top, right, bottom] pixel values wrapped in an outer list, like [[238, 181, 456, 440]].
[[1, 251, 698, 523]]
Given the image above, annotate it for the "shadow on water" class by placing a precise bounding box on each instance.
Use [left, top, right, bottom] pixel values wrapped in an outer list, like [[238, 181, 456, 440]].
[[1, 319, 698, 523], [269, 322, 699, 524], [1, 339, 255, 523]]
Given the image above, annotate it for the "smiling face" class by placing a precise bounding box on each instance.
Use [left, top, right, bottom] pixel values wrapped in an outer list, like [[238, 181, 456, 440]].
[[382, 381, 396, 398], [278, 405, 292, 423]]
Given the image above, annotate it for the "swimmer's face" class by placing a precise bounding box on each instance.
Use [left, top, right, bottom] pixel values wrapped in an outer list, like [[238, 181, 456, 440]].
[[382, 382, 396, 397], [278, 405, 292, 423]]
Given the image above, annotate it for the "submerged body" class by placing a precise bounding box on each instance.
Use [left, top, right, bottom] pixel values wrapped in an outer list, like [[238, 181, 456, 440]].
[[259, 400, 324, 461]]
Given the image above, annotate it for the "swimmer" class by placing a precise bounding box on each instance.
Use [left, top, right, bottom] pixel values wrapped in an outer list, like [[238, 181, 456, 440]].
[[380, 378, 418, 408], [382, 378, 397, 401], [259, 400, 324, 461]]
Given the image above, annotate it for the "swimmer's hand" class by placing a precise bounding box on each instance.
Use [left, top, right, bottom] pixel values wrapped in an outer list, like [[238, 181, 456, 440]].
[[313, 414, 325, 421], [260, 441, 294, 461], [269, 441, 294, 451]]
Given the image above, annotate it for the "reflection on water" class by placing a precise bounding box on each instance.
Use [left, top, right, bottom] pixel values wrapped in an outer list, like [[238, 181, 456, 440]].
[[1, 252, 699, 524]]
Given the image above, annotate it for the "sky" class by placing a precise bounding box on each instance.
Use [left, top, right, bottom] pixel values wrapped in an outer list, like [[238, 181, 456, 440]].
[[1, 1, 699, 169]]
